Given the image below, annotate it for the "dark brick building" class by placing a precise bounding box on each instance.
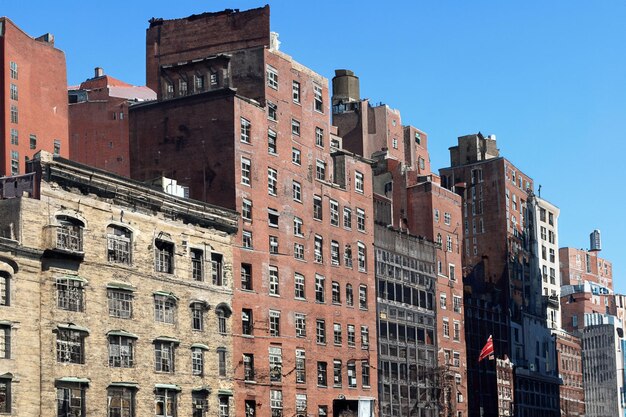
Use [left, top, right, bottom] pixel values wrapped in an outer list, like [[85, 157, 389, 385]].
[[68, 67, 155, 177], [554, 330, 584, 417], [0, 17, 68, 175], [130, 7, 377, 417]]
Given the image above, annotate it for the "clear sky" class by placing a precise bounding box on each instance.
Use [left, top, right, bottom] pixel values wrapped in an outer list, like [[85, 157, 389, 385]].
[[5, 1, 625, 292]]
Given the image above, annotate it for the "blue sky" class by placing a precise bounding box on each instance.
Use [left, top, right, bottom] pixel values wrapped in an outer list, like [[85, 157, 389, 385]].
[[6, 1, 625, 292]]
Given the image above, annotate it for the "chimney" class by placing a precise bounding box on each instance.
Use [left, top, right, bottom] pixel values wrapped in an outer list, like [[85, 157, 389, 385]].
[[94, 67, 104, 78]]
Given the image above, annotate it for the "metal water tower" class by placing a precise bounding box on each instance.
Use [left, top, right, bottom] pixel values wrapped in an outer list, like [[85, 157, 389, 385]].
[[590, 229, 602, 252]]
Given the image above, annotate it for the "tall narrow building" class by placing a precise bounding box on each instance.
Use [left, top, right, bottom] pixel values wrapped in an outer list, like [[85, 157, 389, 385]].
[[131, 7, 378, 417], [332, 70, 467, 417], [0, 18, 68, 175], [439, 133, 560, 417]]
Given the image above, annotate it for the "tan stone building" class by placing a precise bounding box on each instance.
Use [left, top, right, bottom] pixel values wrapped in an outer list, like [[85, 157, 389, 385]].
[[0, 151, 238, 416]]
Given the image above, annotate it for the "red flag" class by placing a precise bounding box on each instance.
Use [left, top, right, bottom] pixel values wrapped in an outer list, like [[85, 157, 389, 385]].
[[478, 335, 494, 362]]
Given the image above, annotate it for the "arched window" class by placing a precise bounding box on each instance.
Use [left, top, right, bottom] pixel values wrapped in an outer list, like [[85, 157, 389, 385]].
[[56, 215, 84, 252], [346, 284, 353, 306], [0, 272, 10, 306], [215, 303, 232, 335], [107, 225, 132, 265]]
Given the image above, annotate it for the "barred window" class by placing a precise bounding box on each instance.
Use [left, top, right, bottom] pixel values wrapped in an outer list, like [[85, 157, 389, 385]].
[[107, 225, 131, 264], [108, 334, 135, 368], [56, 277, 84, 312], [108, 289, 132, 318], [154, 340, 176, 373], [56, 215, 84, 252], [56, 328, 87, 364]]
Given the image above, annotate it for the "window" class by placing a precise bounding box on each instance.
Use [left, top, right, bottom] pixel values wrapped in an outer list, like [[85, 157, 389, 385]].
[[330, 200, 339, 226], [296, 349, 306, 383], [333, 360, 342, 387], [316, 160, 326, 181], [267, 66, 278, 89], [28, 134, 38, 150], [332, 281, 341, 304], [10, 151, 18, 175], [440, 293, 447, 309], [268, 102, 277, 121], [343, 207, 352, 229], [218, 396, 229, 417], [292, 119, 301, 136], [316, 127, 324, 147], [295, 273, 305, 299], [0, 325, 9, 359], [356, 208, 366, 232], [268, 168, 278, 195], [269, 266, 280, 296], [443, 319, 450, 338], [194, 75, 205, 92], [0, 273, 9, 306], [56, 327, 87, 364], [294, 243, 304, 260], [269, 310, 280, 337], [357, 242, 367, 272], [107, 225, 132, 264], [333, 323, 342, 345], [359, 285, 368, 310], [295, 313, 306, 337], [210, 72, 218, 86], [241, 264, 252, 290], [9, 61, 17, 79], [242, 309, 253, 335], [444, 212, 451, 225], [245, 400, 256, 417], [215, 304, 231, 335], [314, 235, 323, 263], [242, 230, 253, 249], [241, 157, 251, 186], [347, 361, 357, 388], [240, 118, 251, 143], [10, 105, 17, 124], [155, 387, 177, 417], [179, 79, 188, 96], [188, 249, 204, 281], [313, 195, 323, 220], [315, 274, 325, 302], [355, 171, 364, 193], [56, 384, 85, 417], [154, 239, 174, 274], [270, 390, 283, 417], [319, 406, 328, 417], [293, 216, 303, 237], [0, 379, 9, 413], [154, 339, 176, 372], [292, 81, 300, 103], [361, 325, 369, 348], [10, 129, 18, 146], [331, 241, 340, 265], [346, 284, 354, 306], [453, 296, 462, 314], [392, 137, 398, 149], [154, 294, 176, 324], [269, 346, 282, 382], [449, 264, 456, 281], [269, 235, 279, 254], [292, 181, 302, 202], [191, 302, 206, 331], [453, 321, 461, 341], [292, 147, 301, 165], [314, 84, 323, 112], [347, 324, 356, 347], [453, 351, 460, 367], [56, 277, 84, 312], [362, 361, 370, 387], [56, 215, 84, 252], [316, 319, 326, 344], [108, 288, 132, 318], [212, 253, 225, 285], [242, 199, 252, 221], [446, 236, 453, 252], [217, 347, 226, 376], [317, 362, 328, 386], [108, 333, 135, 367], [268, 209, 279, 228], [192, 391, 208, 417], [107, 387, 134, 417], [268, 129, 277, 154], [344, 245, 353, 268], [243, 353, 255, 381]]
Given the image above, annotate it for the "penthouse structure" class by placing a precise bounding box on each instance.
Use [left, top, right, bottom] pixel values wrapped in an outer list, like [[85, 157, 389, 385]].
[[0, 151, 238, 416], [0, 18, 69, 176], [130, 7, 377, 417]]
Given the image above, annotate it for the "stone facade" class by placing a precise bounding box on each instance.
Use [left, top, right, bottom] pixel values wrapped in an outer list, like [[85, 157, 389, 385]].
[[0, 151, 237, 416]]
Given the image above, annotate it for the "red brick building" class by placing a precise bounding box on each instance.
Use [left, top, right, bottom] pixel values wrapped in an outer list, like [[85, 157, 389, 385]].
[[68, 67, 155, 177], [332, 72, 467, 417], [560, 244, 613, 290], [131, 7, 377, 417], [0, 17, 68, 175], [554, 330, 584, 417]]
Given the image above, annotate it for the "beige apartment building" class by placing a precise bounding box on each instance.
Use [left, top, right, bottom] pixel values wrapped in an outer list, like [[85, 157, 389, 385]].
[[0, 151, 237, 416]]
